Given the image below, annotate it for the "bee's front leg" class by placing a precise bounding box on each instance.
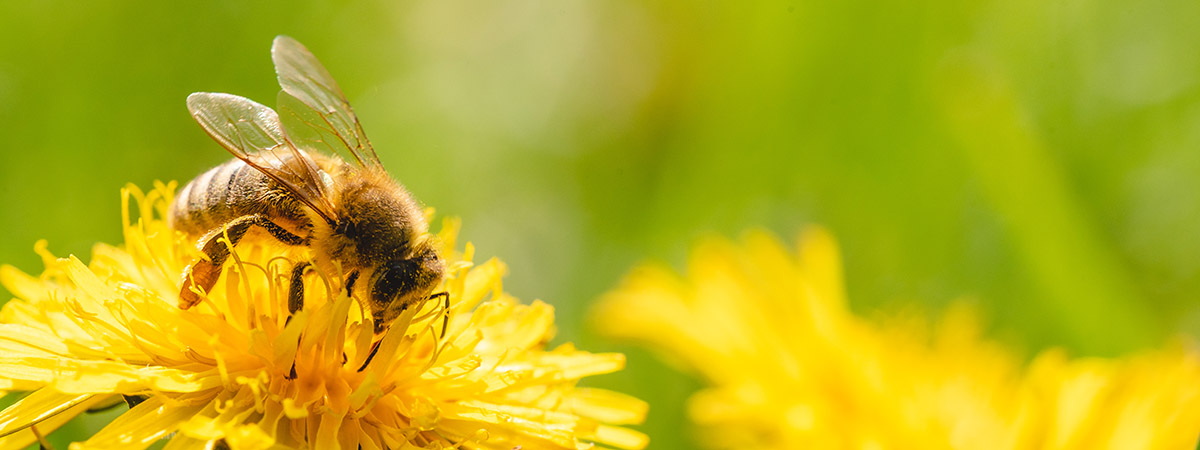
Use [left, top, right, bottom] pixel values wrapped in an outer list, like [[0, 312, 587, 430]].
[[179, 214, 304, 309], [429, 291, 450, 338]]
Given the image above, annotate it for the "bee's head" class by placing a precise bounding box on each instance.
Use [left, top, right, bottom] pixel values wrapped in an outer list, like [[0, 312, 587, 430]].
[[367, 239, 445, 334]]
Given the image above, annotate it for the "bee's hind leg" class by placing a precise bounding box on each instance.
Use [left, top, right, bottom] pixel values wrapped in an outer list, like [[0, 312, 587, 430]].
[[179, 214, 305, 309]]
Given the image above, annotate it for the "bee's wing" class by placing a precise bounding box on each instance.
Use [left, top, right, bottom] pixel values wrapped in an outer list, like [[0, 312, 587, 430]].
[[271, 35, 384, 169], [186, 92, 339, 224]]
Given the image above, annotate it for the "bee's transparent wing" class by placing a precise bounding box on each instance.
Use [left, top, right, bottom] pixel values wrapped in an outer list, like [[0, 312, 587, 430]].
[[271, 35, 383, 169], [186, 92, 338, 224]]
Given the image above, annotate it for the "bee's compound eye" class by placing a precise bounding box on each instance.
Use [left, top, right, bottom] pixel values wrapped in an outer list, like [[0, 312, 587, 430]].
[[371, 262, 416, 306], [369, 257, 443, 330]]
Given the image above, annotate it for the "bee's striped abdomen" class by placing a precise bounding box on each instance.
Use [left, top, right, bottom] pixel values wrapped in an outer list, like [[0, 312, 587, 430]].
[[169, 158, 309, 238]]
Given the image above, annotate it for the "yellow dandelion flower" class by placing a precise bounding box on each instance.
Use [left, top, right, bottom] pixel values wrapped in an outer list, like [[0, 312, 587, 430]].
[[593, 228, 1200, 449], [0, 183, 648, 450]]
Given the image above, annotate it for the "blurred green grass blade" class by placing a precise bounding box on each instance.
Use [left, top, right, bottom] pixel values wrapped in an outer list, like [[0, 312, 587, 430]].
[[937, 56, 1159, 355]]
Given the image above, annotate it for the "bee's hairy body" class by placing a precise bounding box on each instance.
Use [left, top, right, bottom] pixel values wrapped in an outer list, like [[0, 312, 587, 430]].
[[172, 153, 444, 330], [179, 36, 447, 337]]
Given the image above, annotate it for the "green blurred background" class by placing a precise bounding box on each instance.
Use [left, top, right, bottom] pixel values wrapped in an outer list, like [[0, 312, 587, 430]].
[[2, 1, 1199, 448]]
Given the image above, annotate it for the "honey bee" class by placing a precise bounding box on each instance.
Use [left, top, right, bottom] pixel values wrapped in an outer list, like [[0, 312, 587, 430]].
[[172, 36, 445, 335]]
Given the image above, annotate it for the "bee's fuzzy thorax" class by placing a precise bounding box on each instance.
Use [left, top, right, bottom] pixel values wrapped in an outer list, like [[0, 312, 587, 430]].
[[316, 166, 427, 271]]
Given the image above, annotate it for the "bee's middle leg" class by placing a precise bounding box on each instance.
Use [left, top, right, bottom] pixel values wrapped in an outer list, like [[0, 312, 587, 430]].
[[287, 267, 359, 317], [179, 214, 304, 309], [287, 262, 311, 315], [287, 266, 359, 379]]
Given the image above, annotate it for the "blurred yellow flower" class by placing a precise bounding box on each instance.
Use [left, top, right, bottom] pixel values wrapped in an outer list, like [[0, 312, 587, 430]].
[[0, 183, 647, 450], [593, 228, 1200, 450]]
